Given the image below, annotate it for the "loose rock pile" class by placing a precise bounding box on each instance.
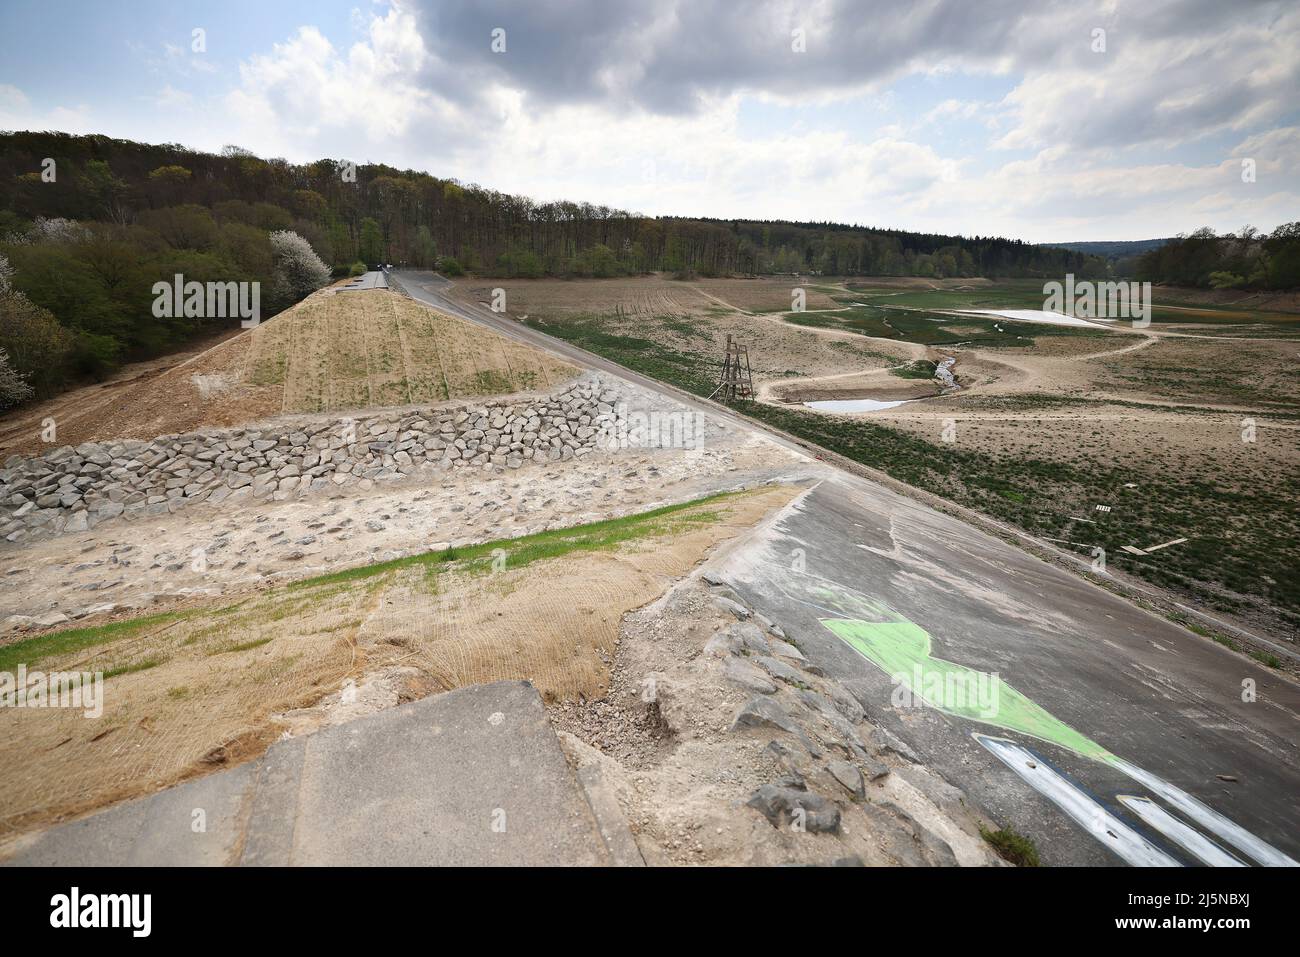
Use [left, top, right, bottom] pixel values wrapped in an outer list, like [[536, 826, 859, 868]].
[[553, 574, 1002, 866], [1, 377, 629, 543]]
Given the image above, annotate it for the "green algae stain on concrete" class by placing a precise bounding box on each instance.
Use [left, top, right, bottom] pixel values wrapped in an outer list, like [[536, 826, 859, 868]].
[[821, 615, 1114, 763]]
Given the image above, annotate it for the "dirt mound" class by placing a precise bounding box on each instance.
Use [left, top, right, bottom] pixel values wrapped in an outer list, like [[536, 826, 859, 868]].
[[0, 288, 577, 457]]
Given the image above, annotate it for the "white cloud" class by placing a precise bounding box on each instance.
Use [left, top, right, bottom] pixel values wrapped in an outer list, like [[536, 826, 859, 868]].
[[0, 85, 93, 135], [151, 85, 194, 110], [17, 0, 1294, 241], [992, 5, 1300, 155], [222, 6, 464, 155]]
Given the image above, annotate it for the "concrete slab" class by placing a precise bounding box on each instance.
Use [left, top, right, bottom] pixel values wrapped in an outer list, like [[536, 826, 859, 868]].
[[258, 680, 612, 866], [5, 681, 629, 867], [237, 737, 305, 867], [574, 763, 644, 867], [336, 270, 388, 291], [4, 759, 259, 866]]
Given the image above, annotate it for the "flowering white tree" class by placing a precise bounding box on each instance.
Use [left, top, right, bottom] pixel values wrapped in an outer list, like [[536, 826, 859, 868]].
[[0, 347, 32, 410], [269, 230, 331, 304], [0, 253, 12, 295], [31, 216, 90, 244]]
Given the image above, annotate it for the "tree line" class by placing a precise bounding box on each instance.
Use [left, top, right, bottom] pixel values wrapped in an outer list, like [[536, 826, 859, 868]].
[[1, 131, 1108, 281], [1134, 225, 1300, 290], [0, 133, 352, 405], [0, 130, 1115, 406]]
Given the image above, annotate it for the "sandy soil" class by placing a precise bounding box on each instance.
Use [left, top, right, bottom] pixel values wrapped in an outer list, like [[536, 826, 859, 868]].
[[0, 327, 256, 459], [462, 275, 916, 386], [761, 367, 942, 404], [0, 486, 799, 840], [874, 401, 1298, 479], [354, 486, 799, 702]]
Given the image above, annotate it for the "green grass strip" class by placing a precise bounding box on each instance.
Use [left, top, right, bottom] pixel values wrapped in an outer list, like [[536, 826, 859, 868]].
[[103, 657, 164, 679], [0, 611, 191, 673], [291, 489, 747, 591]]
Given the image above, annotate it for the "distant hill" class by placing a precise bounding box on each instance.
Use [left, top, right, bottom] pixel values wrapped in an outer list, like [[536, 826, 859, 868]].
[[0, 130, 1112, 403], [1040, 239, 1173, 258], [0, 131, 1107, 287]]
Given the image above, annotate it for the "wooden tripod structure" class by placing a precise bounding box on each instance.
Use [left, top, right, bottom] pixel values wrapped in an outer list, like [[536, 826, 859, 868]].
[[709, 334, 754, 401]]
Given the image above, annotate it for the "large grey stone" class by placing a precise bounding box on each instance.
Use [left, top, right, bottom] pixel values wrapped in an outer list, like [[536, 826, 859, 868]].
[[746, 784, 841, 833], [827, 759, 865, 798], [713, 596, 751, 620], [723, 657, 778, 694], [754, 655, 807, 686]]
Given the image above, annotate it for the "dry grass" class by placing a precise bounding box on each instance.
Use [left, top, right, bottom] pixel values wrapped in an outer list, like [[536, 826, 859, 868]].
[[0, 485, 796, 841], [458, 275, 906, 387], [243, 288, 576, 413]]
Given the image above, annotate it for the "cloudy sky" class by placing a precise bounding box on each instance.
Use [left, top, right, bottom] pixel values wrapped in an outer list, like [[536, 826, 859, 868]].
[[2, 0, 1296, 242]]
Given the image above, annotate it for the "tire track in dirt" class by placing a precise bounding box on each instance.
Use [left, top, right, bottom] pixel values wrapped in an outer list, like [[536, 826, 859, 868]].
[[359, 294, 378, 409], [494, 331, 517, 391], [388, 292, 417, 406], [1073, 332, 1159, 362], [694, 287, 754, 314], [425, 306, 453, 401]]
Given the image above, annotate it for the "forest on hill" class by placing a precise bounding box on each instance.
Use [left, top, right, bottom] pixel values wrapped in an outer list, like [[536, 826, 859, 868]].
[[1134, 225, 1300, 290], [0, 132, 1108, 280], [0, 130, 1109, 406]]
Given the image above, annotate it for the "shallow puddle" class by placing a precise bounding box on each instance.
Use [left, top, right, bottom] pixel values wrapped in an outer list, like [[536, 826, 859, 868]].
[[804, 398, 913, 412]]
